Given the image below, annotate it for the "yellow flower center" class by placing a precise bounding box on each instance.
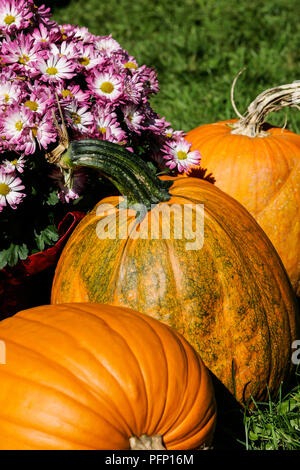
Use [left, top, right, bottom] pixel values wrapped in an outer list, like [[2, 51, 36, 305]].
[[62, 34, 67, 40], [11, 159, 18, 166], [71, 112, 81, 124], [100, 81, 114, 94], [18, 54, 29, 65], [0, 183, 10, 196], [177, 150, 188, 160], [32, 125, 38, 137], [99, 127, 107, 134], [124, 62, 137, 70], [4, 15, 15, 25], [4, 94, 9, 103], [46, 67, 58, 75], [15, 120, 23, 131], [25, 100, 38, 111], [61, 89, 73, 99], [79, 57, 90, 66]]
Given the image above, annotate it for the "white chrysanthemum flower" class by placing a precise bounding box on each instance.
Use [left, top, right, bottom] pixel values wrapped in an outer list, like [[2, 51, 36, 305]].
[[94, 34, 122, 56], [163, 139, 201, 173], [87, 70, 123, 102], [36, 54, 76, 82], [0, 169, 25, 211], [64, 102, 94, 134]]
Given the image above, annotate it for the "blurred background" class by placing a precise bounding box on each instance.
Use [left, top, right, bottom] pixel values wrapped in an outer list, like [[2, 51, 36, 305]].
[[47, 0, 300, 133]]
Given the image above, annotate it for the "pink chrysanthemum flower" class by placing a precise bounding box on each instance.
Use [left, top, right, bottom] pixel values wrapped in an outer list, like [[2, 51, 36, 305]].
[[76, 43, 106, 71], [93, 106, 127, 143], [124, 73, 145, 105], [64, 101, 94, 135], [50, 167, 86, 203], [32, 23, 61, 48], [2, 155, 26, 173], [1, 32, 46, 74], [50, 41, 80, 62], [121, 104, 144, 133], [23, 82, 54, 115], [0, 0, 32, 34], [57, 83, 90, 104], [0, 167, 25, 211], [87, 68, 124, 103], [162, 139, 201, 173], [61, 24, 94, 43], [136, 65, 160, 96], [35, 110, 57, 149], [0, 74, 25, 106], [121, 55, 138, 71], [94, 34, 122, 56], [29, 0, 55, 27], [0, 104, 34, 152], [34, 54, 77, 83]]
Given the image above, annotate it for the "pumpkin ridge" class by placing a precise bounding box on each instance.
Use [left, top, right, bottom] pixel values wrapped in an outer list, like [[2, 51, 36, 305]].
[[169, 413, 216, 450], [77, 310, 149, 435], [255, 163, 297, 220], [161, 347, 213, 444], [0, 328, 130, 426], [0, 364, 119, 444], [257, 135, 291, 211], [0, 414, 96, 450], [110, 214, 142, 306], [2, 312, 143, 437]]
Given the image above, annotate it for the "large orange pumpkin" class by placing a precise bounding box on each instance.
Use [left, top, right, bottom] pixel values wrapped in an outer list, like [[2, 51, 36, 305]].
[[0, 302, 216, 450], [186, 80, 300, 295], [51, 139, 299, 405]]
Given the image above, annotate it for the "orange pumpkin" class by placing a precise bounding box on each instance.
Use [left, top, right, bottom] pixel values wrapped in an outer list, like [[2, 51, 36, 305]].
[[0, 302, 216, 450], [186, 80, 300, 295], [51, 139, 299, 405]]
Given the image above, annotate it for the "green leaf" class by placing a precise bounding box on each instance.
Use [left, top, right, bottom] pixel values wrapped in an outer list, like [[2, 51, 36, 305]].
[[46, 190, 59, 206], [34, 225, 59, 252], [0, 243, 29, 269]]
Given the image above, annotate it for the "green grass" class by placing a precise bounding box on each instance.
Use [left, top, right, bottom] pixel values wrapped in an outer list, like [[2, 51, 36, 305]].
[[242, 370, 300, 450], [50, 0, 300, 450], [52, 0, 300, 133]]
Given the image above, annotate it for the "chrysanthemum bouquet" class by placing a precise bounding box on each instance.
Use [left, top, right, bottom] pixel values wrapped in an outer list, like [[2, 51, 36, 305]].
[[0, 0, 201, 269]]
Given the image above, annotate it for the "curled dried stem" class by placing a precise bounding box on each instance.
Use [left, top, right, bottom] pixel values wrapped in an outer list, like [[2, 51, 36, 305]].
[[231, 80, 300, 137], [230, 67, 246, 120]]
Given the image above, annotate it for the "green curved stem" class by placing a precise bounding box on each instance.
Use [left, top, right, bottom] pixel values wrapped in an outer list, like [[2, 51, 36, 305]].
[[59, 139, 172, 211]]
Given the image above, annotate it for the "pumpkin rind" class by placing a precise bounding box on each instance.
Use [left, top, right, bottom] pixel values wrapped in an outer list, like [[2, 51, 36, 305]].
[[0, 303, 216, 450], [186, 116, 300, 295], [51, 175, 300, 405]]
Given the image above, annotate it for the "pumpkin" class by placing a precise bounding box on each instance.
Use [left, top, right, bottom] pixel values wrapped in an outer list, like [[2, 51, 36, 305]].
[[186, 79, 300, 295], [0, 302, 216, 450], [51, 139, 299, 405]]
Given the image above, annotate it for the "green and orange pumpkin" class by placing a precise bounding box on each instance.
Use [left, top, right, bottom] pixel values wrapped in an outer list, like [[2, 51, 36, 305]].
[[51, 139, 299, 405]]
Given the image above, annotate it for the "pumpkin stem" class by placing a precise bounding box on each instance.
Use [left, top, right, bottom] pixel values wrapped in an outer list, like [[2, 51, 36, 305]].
[[129, 434, 166, 450], [58, 139, 172, 211], [230, 80, 300, 137]]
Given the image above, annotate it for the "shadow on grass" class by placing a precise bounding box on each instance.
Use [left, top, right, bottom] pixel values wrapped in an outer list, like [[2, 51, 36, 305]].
[[210, 372, 246, 450]]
